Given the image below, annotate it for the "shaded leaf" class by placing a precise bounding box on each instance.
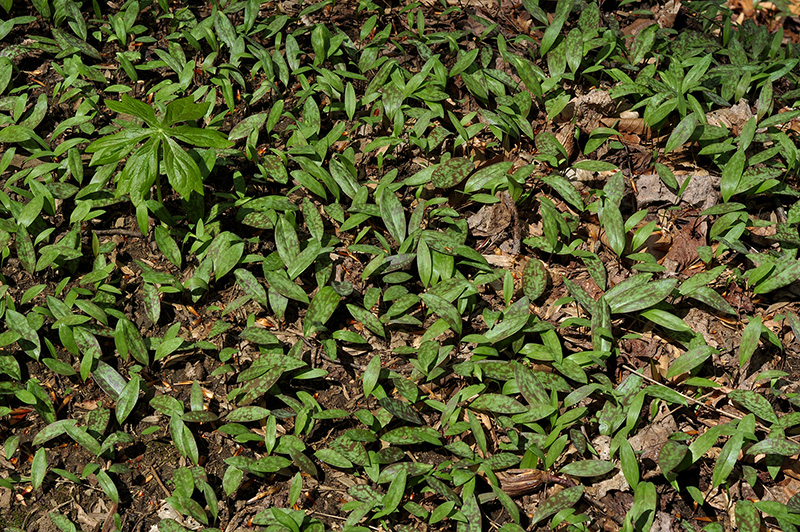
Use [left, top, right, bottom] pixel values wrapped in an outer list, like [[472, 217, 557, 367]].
[[530, 485, 583, 526], [559, 460, 616, 477]]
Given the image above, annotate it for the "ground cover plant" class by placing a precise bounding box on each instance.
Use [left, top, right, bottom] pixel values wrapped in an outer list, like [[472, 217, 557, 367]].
[[2, 0, 800, 530]]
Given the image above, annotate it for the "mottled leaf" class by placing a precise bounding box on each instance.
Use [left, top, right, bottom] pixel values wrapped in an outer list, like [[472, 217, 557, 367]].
[[521, 258, 548, 301], [381, 426, 441, 445], [530, 485, 583, 526], [470, 393, 527, 414], [346, 304, 385, 337], [419, 292, 462, 335], [735, 499, 761, 532], [378, 397, 423, 424], [432, 157, 473, 189], [746, 438, 800, 456], [729, 389, 779, 424], [559, 460, 616, 477]]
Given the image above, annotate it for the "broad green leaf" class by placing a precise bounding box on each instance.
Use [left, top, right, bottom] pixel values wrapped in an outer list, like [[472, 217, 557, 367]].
[[521, 258, 547, 301], [666, 344, 714, 378], [304, 286, 341, 336], [712, 433, 743, 487], [735, 500, 761, 532], [163, 137, 203, 200], [154, 226, 181, 268], [419, 292, 462, 335], [559, 460, 616, 477], [728, 389, 779, 424], [346, 304, 385, 337], [362, 354, 381, 398], [381, 426, 441, 445], [470, 394, 527, 414], [379, 397, 423, 424], [746, 438, 800, 456], [234, 268, 268, 307], [530, 485, 583, 526], [32, 447, 46, 489], [379, 186, 406, 245], [432, 157, 473, 189], [116, 376, 140, 424], [739, 316, 761, 368], [720, 148, 746, 202]]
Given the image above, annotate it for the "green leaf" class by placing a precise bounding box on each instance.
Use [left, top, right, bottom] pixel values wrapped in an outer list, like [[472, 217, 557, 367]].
[[746, 438, 800, 456], [163, 137, 203, 200], [606, 277, 677, 314], [234, 268, 268, 308], [470, 394, 527, 414], [712, 432, 743, 488], [739, 316, 761, 368], [720, 148, 746, 202], [728, 389, 779, 424], [381, 426, 441, 445], [530, 485, 583, 526], [363, 354, 381, 398], [419, 293, 462, 335], [154, 226, 181, 268], [521, 258, 548, 301], [6, 309, 40, 360], [559, 460, 616, 477], [373, 469, 406, 518], [379, 397, 423, 424], [735, 500, 761, 532], [116, 375, 140, 424], [264, 269, 310, 303], [15, 223, 36, 273], [657, 440, 688, 474], [666, 344, 714, 378], [96, 469, 119, 504], [753, 260, 800, 294], [665, 113, 698, 153], [432, 157, 473, 189], [304, 286, 341, 336], [31, 447, 47, 489], [346, 304, 385, 337], [379, 186, 406, 245], [143, 282, 161, 324]]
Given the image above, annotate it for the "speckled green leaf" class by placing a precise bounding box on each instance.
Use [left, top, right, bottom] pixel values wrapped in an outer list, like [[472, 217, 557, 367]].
[[530, 485, 583, 526], [264, 269, 310, 303], [382, 426, 441, 445], [747, 438, 800, 456], [607, 277, 677, 314], [238, 368, 281, 405], [379, 397, 423, 424], [729, 389, 779, 424], [461, 492, 481, 532], [788, 492, 800, 513], [373, 469, 406, 519], [754, 260, 800, 294], [181, 410, 219, 423], [514, 364, 550, 404], [304, 286, 340, 336], [470, 393, 527, 414], [735, 499, 761, 532], [6, 309, 40, 360], [363, 354, 381, 398], [521, 258, 548, 301], [15, 224, 35, 273], [432, 157, 473, 189], [712, 432, 743, 487], [289, 449, 318, 477], [222, 466, 242, 497], [115, 376, 139, 424], [29, 447, 47, 491], [143, 282, 161, 324], [234, 268, 268, 307], [559, 460, 616, 477], [315, 448, 353, 468], [346, 304, 384, 337], [419, 292, 462, 335], [380, 186, 406, 244], [658, 440, 688, 474], [154, 225, 181, 268], [666, 344, 714, 378], [739, 316, 761, 368]]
